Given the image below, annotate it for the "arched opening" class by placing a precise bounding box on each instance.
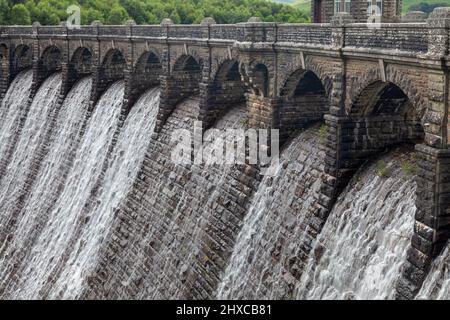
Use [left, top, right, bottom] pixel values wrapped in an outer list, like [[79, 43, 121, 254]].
[[0, 44, 8, 89], [172, 54, 201, 98], [279, 69, 329, 142], [202, 59, 246, 128], [97, 49, 125, 99], [100, 49, 125, 82], [129, 51, 162, 105], [349, 81, 424, 155], [39, 45, 62, 76], [67, 47, 93, 93], [251, 64, 269, 97], [11, 44, 32, 81]]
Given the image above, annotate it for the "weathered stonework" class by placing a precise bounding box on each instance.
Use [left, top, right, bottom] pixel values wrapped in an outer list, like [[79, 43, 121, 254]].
[[0, 8, 449, 299]]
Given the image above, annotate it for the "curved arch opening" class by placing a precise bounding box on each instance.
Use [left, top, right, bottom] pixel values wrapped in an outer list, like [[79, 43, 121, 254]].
[[279, 69, 329, 142], [100, 49, 125, 82], [11, 45, 32, 80], [39, 45, 62, 76], [348, 81, 424, 165], [70, 47, 92, 78], [203, 59, 246, 128], [251, 64, 269, 97], [130, 51, 162, 99], [0, 44, 8, 87], [172, 54, 201, 98]]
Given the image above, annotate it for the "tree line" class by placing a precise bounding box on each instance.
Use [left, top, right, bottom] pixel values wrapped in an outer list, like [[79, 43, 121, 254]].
[[0, 0, 309, 26]]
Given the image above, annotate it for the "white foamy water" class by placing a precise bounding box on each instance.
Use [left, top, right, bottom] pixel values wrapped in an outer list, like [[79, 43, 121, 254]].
[[295, 150, 416, 300], [0, 70, 33, 130], [0, 77, 92, 297], [417, 245, 450, 299], [50, 87, 160, 299], [217, 125, 325, 299], [8, 81, 124, 299], [0, 73, 61, 239]]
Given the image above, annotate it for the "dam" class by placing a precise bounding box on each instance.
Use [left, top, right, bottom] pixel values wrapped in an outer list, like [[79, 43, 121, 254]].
[[0, 8, 450, 299]]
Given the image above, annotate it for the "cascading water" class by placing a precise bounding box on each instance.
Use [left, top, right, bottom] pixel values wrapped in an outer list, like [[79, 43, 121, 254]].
[[84, 100, 260, 300], [0, 72, 62, 244], [0, 77, 92, 297], [217, 124, 325, 299], [295, 149, 416, 300], [50, 87, 161, 299], [0, 70, 32, 129], [7, 81, 124, 299], [0, 70, 33, 177], [417, 246, 450, 299]]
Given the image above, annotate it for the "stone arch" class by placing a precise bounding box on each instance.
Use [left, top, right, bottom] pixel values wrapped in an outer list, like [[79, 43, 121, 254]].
[[346, 80, 424, 163], [100, 48, 125, 82], [38, 45, 62, 77], [122, 50, 163, 113], [249, 63, 269, 97], [66, 47, 93, 92], [200, 59, 247, 129], [0, 44, 8, 86], [11, 44, 32, 80], [172, 54, 201, 97], [130, 51, 162, 95], [279, 69, 329, 141]]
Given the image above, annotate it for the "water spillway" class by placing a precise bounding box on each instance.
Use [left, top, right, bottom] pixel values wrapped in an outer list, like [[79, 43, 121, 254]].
[[295, 149, 416, 300], [0, 73, 447, 300], [0, 76, 92, 297], [217, 124, 326, 299], [2, 80, 124, 299]]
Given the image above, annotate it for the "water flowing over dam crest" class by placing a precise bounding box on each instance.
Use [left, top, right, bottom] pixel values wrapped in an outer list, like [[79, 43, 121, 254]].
[[1, 8, 450, 300]]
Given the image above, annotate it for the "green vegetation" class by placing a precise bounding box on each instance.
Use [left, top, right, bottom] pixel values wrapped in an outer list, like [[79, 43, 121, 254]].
[[319, 124, 328, 144], [401, 153, 417, 180], [272, 0, 450, 15], [0, 0, 309, 26], [376, 160, 389, 178]]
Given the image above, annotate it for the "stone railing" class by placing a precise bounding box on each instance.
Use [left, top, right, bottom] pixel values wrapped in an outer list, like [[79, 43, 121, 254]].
[[1, 9, 450, 57], [343, 23, 429, 53]]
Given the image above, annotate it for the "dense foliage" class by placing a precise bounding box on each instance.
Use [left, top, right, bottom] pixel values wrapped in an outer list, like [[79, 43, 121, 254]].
[[0, 0, 309, 25], [408, 1, 449, 13]]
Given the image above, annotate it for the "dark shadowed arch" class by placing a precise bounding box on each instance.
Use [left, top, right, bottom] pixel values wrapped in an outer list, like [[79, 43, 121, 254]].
[[66, 47, 93, 93], [0, 44, 8, 86], [39, 45, 62, 75], [100, 49, 125, 82], [130, 51, 162, 96], [348, 81, 424, 161], [251, 63, 269, 97], [279, 69, 329, 141], [199, 59, 247, 128], [172, 54, 201, 98], [11, 44, 32, 81]]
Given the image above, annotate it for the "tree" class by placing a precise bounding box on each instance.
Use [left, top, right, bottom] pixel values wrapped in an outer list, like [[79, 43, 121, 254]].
[[0, 0, 11, 24], [10, 4, 31, 25], [107, 5, 129, 25]]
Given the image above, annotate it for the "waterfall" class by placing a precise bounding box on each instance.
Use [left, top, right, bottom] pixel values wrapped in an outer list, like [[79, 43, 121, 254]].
[[217, 124, 325, 299], [417, 246, 450, 299], [7, 81, 124, 299], [0, 72, 62, 245], [0, 70, 33, 178], [0, 77, 92, 297], [295, 148, 416, 300], [0, 70, 32, 129], [50, 87, 160, 299], [87, 100, 261, 299]]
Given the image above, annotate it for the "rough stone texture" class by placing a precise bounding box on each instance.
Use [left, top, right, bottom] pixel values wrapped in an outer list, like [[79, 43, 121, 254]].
[[0, 10, 449, 299]]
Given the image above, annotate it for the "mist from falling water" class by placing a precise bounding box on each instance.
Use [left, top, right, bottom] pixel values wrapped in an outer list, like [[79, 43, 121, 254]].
[[0, 77, 92, 297], [8, 81, 124, 299], [417, 246, 450, 299], [50, 87, 161, 299], [295, 149, 416, 300], [0, 73, 62, 240], [217, 124, 325, 299]]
